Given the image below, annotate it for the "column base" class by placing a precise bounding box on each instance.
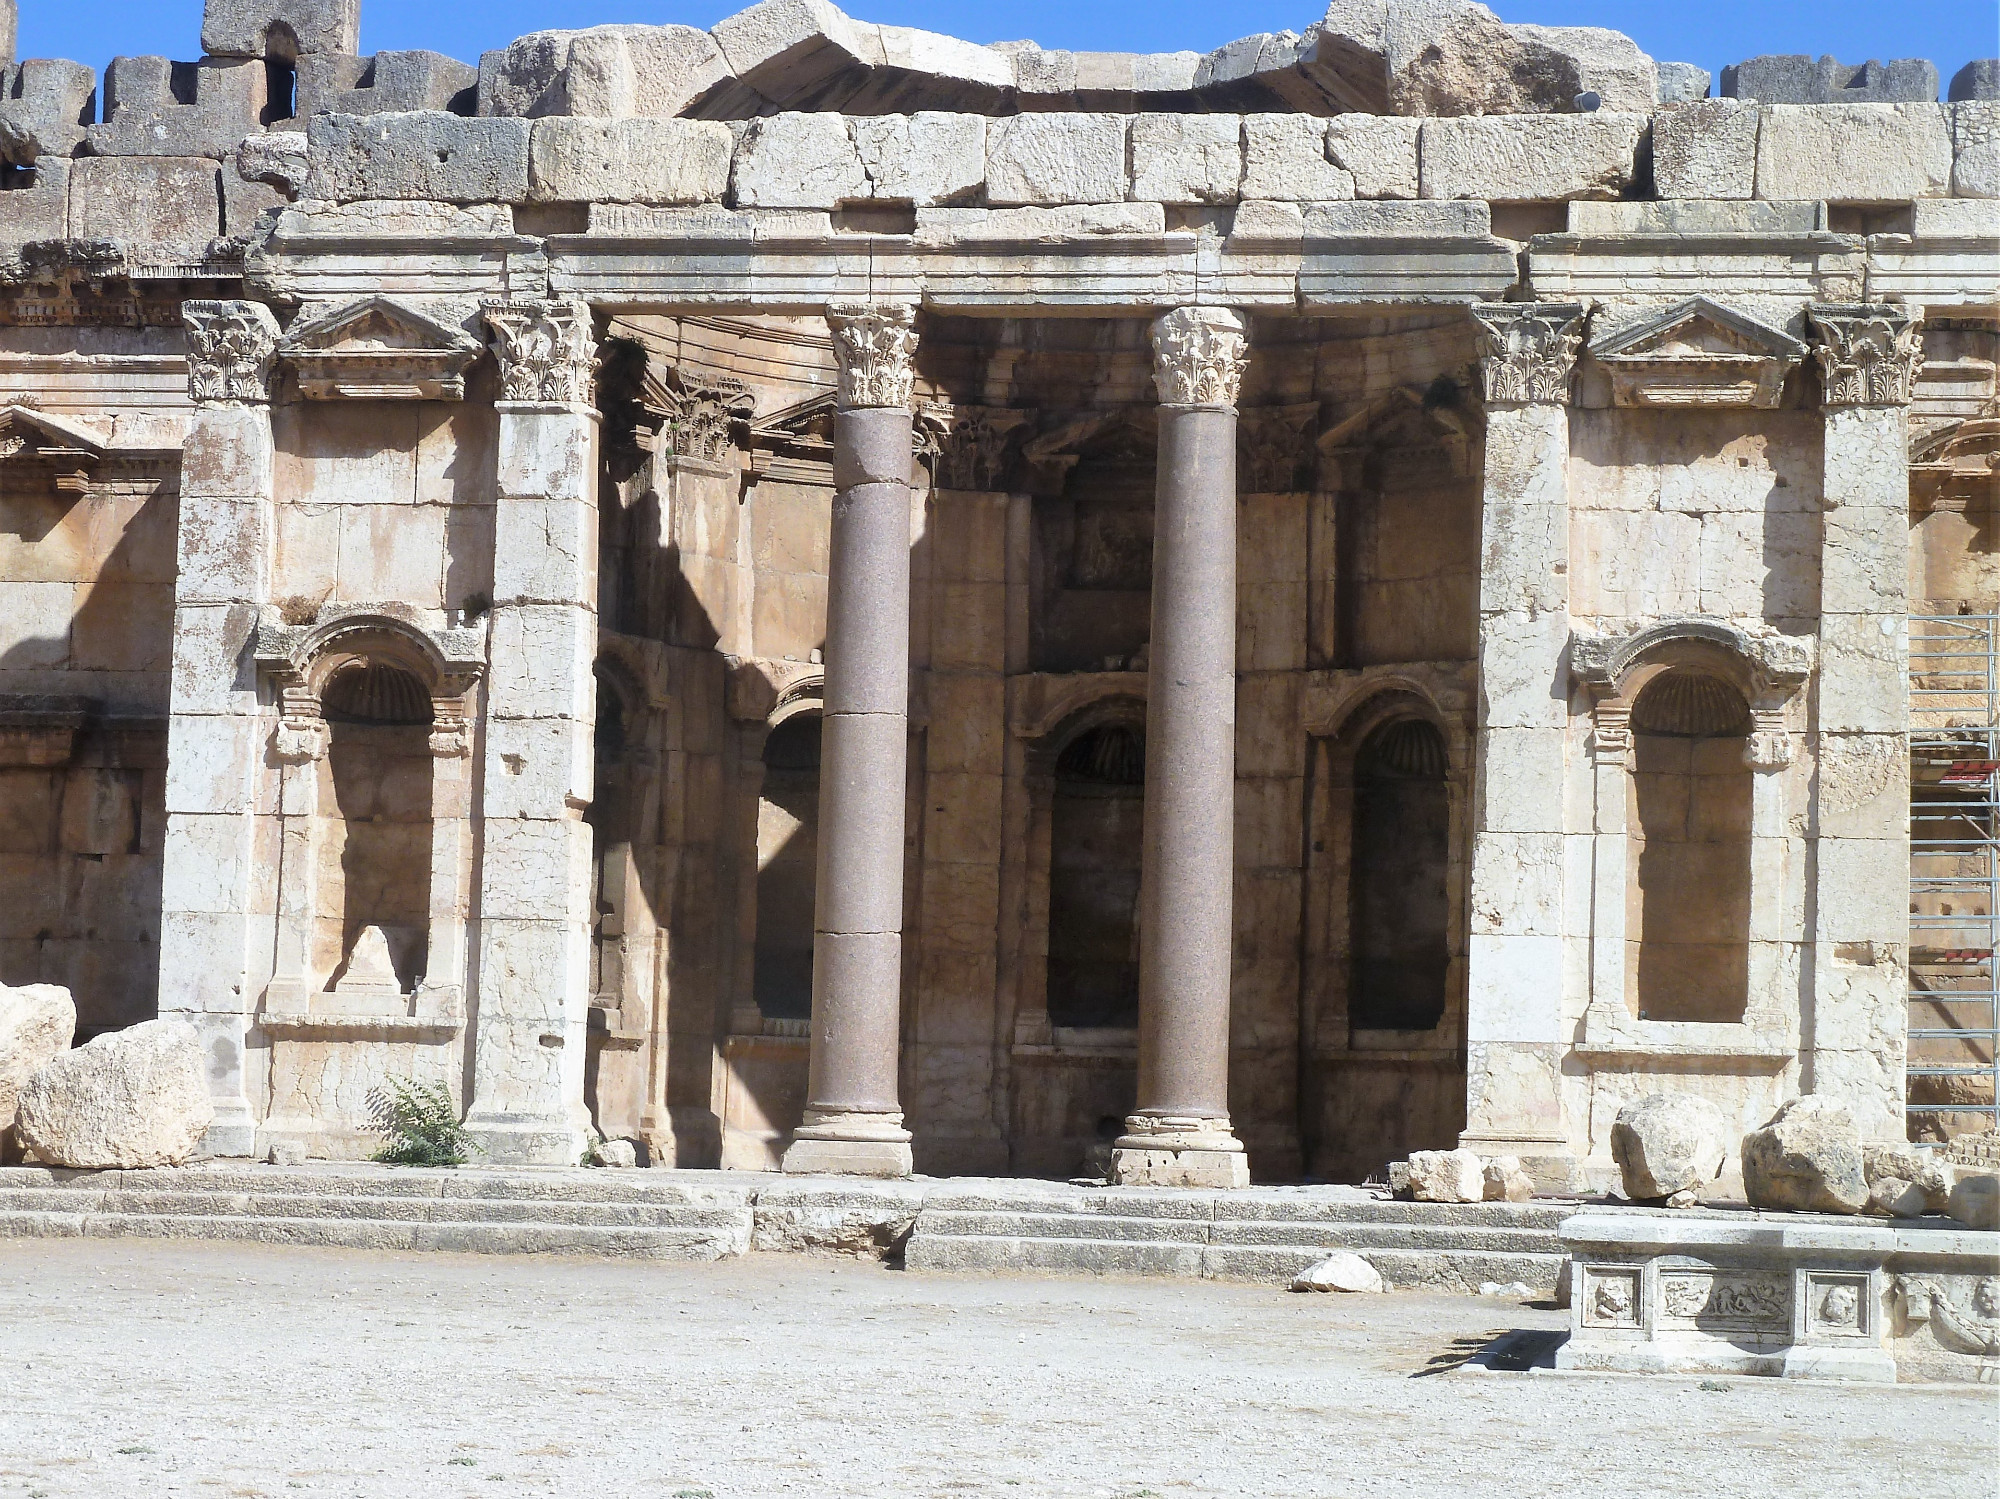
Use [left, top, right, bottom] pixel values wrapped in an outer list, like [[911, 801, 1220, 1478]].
[[1109, 1114, 1250, 1188], [464, 1118, 589, 1167], [197, 1118, 258, 1159], [780, 1107, 913, 1179]]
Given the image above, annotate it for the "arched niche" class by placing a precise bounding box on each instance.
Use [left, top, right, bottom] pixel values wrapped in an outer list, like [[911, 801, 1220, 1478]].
[[1349, 715, 1452, 1031], [752, 702, 823, 1023], [1046, 717, 1147, 1030]]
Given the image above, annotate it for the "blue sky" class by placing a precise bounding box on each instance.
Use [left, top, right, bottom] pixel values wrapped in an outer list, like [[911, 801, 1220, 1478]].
[[18, 0, 1997, 91]]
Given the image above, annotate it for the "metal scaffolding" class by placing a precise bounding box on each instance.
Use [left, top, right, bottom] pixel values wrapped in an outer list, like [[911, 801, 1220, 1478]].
[[1907, 612, 1998, 1135]]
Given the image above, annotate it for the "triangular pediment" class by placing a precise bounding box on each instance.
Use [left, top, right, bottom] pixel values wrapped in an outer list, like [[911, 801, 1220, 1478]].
[[0, 404, 107, 460], [1592, 298, 1806, 364], [752, 391, 838, 450], [276, 297, 483, 401], [278, 297, 483, 358]]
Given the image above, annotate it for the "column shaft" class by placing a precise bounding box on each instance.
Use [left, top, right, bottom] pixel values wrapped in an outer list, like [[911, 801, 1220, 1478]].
[[1111, 306, 1251, 1190]]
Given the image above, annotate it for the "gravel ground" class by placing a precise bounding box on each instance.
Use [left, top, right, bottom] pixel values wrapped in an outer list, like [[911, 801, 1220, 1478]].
[[0, 1238, 1992, 1499]]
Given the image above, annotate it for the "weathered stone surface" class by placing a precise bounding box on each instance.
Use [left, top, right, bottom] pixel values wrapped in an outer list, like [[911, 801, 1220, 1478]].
[[1509, 24, 1658, 112], [307, 111, 531, 204], [751, 1179, 925, 1257], [202, 0, 360, 58], [710, 0, 884, 84], [1292, 1251, 1385, 1292], [1, 983, 74, 1153], [1755, 103, 1953, 202], [1741, 1096, 1870, 1216], [1482, 1155, 1534, 1203], [1652, 99, 1758, 201], [1611, 1093, 1730, 1202], [236, 131, 309, 195], [314, 50, 479, 116], [1863, 1143, 1954, 1214], [851, 112, 985, 206], [1952, 60, 2000, 103], [14, 1018, 214, 1170], [1865, 1177, 1930, 1218], [1722, 54, 1940, 105], [89, 55, 266, 159], [1325, 113, 1420, 199], [1241, 115, 1349, 202], [0, 58, 96, 163], [530, 116, 732, 204], [985, 113, 1127, 206], [1407, 1147, 1485, 1203], [1953, 101, 2000, 199], [68, 156, 223, 259], [1420, 113, 1645, 202], [1129, 113, 1243, 204], [562, 26, 733, 118], [1657, 62, 1711, 104], [730, 112, 867, 209], [1947, 1173, 1999, 1231], [598, 1138, 638, 1167]]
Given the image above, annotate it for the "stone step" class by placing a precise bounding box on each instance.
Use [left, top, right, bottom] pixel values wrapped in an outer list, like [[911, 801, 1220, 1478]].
[[0, 1187, 751, 1230], [0, 1209, 744, 1260], [0, 1166, 757, 1209]]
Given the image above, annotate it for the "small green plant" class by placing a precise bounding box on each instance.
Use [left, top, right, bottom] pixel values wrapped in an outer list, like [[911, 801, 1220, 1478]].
[[447, 1457, 477, 1467], [367, 1077, 475, 1167]]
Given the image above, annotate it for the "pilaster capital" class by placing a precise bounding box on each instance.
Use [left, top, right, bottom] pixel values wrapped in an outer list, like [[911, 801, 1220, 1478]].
[[183, 300, 282, 406], [1471, 302, 1587, 406], [827, 301, 920, 410], [1808, 303, 1924, 409], [1150, 306, 1248, 411], [481, 297, 597, 408], [1744, 709, 1793, 771]]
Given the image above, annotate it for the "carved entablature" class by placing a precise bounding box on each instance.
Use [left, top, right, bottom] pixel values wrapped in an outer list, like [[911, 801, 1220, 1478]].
[[0, 403, 106, 496], [183, 299, 281, 406], [749, 391, 838, 483], [1238, 403, 1320, 493], [481, 297, 597, 408], [1589, 297, 1807, 410], [827, 301, 919, 411], [1809, 303, 1925, 409], [276, 296, 483, 401], [1910, 405, 2000, 519], [724, 654, 823, 725], [1151, 306, 1248, 411], [1471, 302, 1587, 406]]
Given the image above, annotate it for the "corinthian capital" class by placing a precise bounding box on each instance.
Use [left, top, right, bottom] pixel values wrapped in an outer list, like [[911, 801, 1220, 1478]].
[[1151, 306, 1248, 410], [1472, 302, 1587, 406], [827, 301, 919, 410], [183, 300, 282, 405], [481, 297, 598, 408], [1808, 303, 1924, 408]]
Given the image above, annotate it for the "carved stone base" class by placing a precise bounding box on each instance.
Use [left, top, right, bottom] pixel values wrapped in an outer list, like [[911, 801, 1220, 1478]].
[[780, 1107, 914, 1179], [464, 1119, 588, 1167], [1109, 1114, 1251, 1188]]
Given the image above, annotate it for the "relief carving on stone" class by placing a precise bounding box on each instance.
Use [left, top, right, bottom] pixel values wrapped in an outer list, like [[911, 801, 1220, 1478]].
[[277, 296, 483, 402], [1900, 1275, 2000, 1358], [183, 300, 282, 405], [1589, 297, 1807, 411], [1582, 1267, 1640, 1327], [1238, 403, 1320, 493], [826, 301, 919, 411], [1471, 302, 1586, 406], [481, 297, 598, 408], [1809, 304, 1925, 409], [1657, 1271, 1788, 1329], [1151, 306, 1248, 411], [922, 403, 1032, 491]]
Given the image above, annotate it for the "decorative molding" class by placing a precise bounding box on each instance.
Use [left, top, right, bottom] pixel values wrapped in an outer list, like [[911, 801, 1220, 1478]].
[[920, 402, 1032, 491], [1471, 302, 1587, 406], [1151, 306, 1248, 410], [481, 297, 597, 408], [276, 296, 482, 401], [253, 604, 488, 700], [1589, 297, 1807, 411], [1571, 618, 1813, 702], [183, 300, 281, 405], [826, 301, 919, 411], [1238, 402, 1320, 492], [1809, 303, 1925, 409], [1744, 708, 1794, 771], [0, 403, 107, 496]]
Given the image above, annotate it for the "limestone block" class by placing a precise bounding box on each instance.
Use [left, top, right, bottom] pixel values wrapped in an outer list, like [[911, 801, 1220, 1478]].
[[1129, 113, 1242, 205], [1303, 198, 1491, 238], [202, 0, 360, 58], [1953, 101, 2000, 199], [1754, 105, 1952, 203], [985, 113, 1127, 206], [730, 112, 867, 209], [913, 202, 1165, 246], [486, 606, 595, 721], [1482, 1155, 1534, 1203], [1509, 24, 1658, 112], [236, 131, 309, 195], [751, 1178, 926, 1256], [530, 116, 732, 205], [1652, 100, 1758, 201], [710, 0, 884, 83], [307, 111, 531, 205], [1611, 1093, 1729, 1203], [1291, 1251, 1385, 1292], [558, 27, 732, 119], [851, 112, 985, 207], [1952, 61, 2000, 102], [14, 1017, 214, 1169], [89, 56, 266, 159], [1420, 113, 1646, 202], [874, 24, 1014, 97], [68, 156, 222, 261], [1741, 1095, 1869, 1215], [1325, 114, 1419, 200], [1862, 1142, 1953, 1214], [316, 50, 480, 116], [1241, 116, 1348, 202], [1947, 1172, 1999, 1230], [1657, 62, 1711, 104], [1722, 54, 1940, 105], [1407, 1146, 1485, 1202], [1, 982, 73, 1151], [0, 180, 64, 249], [476, 31, 584, 117], [0, 58, 95, 163]]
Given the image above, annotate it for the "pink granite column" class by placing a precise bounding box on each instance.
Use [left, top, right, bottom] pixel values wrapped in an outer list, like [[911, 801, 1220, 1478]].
[[1110, 306, 1252, 1190], [781, 302, 919, 1178]]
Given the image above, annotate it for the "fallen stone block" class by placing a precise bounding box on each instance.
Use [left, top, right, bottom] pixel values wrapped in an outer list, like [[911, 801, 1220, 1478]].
[[1407, 1147, 1485, 1203], [851, 111, 985, 207], [1723, 54, 1940, 105], [985, 113, 1127, 206], [1, 982, 73, 1157], [1652, 99, 1758, 201], [1483, 1155, 1535, 1203], [1954, 100, 2000, 199], [731, 111, 867, 208], [1754, 103, 1953, 202], [1420, 112, 1646, 202], [202, 0, 361, 59], [598, 1138, 638, 1168], [1509, 23, 1658, 112], [69, 155, 223, 259], [1862, 1142, 1954, 1214], [1129, 113, 1242, 205], [14, 1017, 214, 1169], [1741, 1095, 1869, 1215], [530, 116, 732, 205], [1947, 1172, 1998, 1231], [1325, 113, 1419, 200], [308, 111, 530, 204], [1292, 1251, 1385, 1292], [1611, 1093, 1729, 1204]]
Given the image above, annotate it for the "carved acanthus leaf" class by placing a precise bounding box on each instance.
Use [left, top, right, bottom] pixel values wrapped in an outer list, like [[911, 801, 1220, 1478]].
[[184, 300, 282, 405], [1809, 304, 1925, 409], [1472, 302, 1587, 406], [1151, 306, 1248, 410], [827, 302, 919, 410], [481, 297, 598, 407]]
